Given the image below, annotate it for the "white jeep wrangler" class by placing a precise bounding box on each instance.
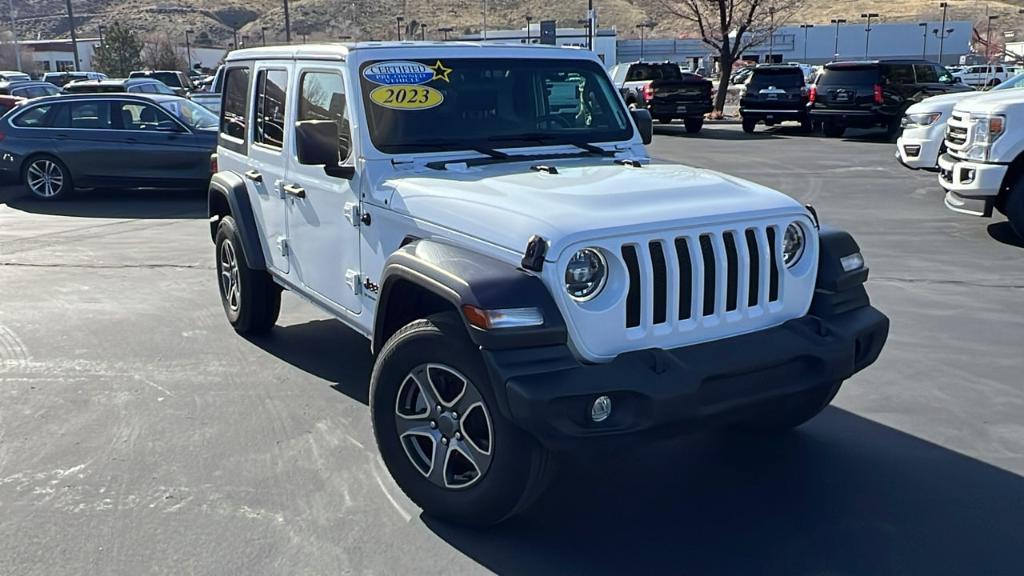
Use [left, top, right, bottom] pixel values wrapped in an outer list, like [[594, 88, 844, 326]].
[[208, 43, 889, 525]]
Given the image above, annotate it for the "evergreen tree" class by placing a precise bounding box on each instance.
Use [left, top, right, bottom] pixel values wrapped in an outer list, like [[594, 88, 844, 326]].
[[92, 22, 144, 77]]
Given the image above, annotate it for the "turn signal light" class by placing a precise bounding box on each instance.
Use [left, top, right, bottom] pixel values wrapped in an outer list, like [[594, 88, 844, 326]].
[[462, 305, 544, 330]]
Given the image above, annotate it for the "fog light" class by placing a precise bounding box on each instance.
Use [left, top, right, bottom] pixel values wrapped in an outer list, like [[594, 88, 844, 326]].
[[904, 145, 921, 157], [590, 396, 612, 422], [962, 168, 976, 184]]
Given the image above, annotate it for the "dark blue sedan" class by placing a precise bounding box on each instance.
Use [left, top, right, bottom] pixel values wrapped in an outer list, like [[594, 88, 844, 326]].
[[0, 93, 218, 200]]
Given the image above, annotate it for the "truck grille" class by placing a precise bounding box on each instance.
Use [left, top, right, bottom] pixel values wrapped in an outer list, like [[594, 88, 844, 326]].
[[620, 226, 782, 329], [945, 112, 970, 153], [946, 125, 967, 146]]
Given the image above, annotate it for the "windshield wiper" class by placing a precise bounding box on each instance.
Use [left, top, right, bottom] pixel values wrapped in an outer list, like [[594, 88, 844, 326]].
[[396, 138, 508, 160], [486, 133, 615, 156]]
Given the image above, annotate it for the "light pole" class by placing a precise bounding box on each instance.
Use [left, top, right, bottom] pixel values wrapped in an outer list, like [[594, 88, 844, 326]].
[[184, 28, 193, 71], [987, 15, 1000, 59], [283, 0, 292, 43], [587, 0, 594, 51], [768, 6, 775, 63], [241, 34, 250, 49], [799, 24, 813, 62], [64, 0, 81, 71], [919, 22, 928, 59], [526, 16, 532, 43], [636, 22, 655, 61], [831, 18, 847, 61], [6, 0, 21, 71], [438, 27, 453, 41], [396, 16, 404, 41], [938, 1, 948, 63], [231, 26, 239, 49], [482, 0, 487, 40], [861, 13, 879, 59], [261, 26, 268, 46], [420, 23, 426, 41], [97, 24, 105, 46]]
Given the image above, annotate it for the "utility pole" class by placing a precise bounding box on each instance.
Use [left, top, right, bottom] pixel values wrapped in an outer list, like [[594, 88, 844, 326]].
[[919, 22, 928, 59], [283, 0, 292, 43], [862, 13, 879, 59], [261, 26, 268, 46], [831, 19, 846, 61], [482, 0, 488, 40], [799, 24, 814, 62], [587, 0, 594, 51], [8, 0, 21, 71], [526, 16, 532, 43], [65, 0, 81, 71], [938, 1, 948, 64]]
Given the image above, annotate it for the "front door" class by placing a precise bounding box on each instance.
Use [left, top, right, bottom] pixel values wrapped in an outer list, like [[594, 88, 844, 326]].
[[284, 65, 362, 314]]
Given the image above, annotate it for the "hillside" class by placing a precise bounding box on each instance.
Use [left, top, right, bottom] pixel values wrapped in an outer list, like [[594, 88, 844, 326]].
[[6, 0, 1024, 49]]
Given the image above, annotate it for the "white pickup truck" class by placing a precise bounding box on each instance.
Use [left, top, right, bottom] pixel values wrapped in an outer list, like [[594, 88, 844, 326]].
[[190, 65, 224, 114], [954, 64, 1013, 88], [938, 90, 1024, 237]]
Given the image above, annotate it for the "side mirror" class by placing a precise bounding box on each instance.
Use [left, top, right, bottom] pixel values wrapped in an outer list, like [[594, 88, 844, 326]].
[[631, 108, 653, 145], [295, 120, 354, 179]]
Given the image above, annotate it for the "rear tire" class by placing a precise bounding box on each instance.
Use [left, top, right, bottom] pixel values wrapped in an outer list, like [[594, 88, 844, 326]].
[[736, 382, 842, 433], [22, 155, 73, 200], [822, 122, 846, 138], [1003, 175, 1024, 240], [214, 216, 281, 335], [370, 312, 551, 526], [741, 118, 757, 133], [684, 117, 704, 134]]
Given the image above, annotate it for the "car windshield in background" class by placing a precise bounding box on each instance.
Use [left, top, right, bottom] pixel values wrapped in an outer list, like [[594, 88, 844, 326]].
[[994, 74, 1024, 90], [748, 69, 805, 89], [159, 98, 218, 130], [818, 66, 880, 86], [626, 63, 683, 82], [360, 58, 632, 154], [136, 72, 182, 88]]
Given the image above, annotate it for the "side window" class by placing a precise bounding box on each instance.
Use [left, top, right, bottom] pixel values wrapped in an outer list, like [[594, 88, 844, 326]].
[[220, 66, 250, 140], [297, 70, 350, 160], [935, 65, 953, 83], [914, 64, 939, 83], [254, 69, 288, 149], [115, 102, 175, 130], [12, 104, 57, 127], [69, 101, 111, 129], [995, 66, 1004, 73], [883, 65, 915, 85], [10, 87, 27, 98]]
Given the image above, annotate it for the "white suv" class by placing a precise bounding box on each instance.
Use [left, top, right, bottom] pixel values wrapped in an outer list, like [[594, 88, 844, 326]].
[[208, 43, 889, 525]]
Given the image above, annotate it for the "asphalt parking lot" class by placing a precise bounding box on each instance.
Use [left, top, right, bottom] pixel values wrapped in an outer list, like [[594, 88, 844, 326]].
[[2, 124, 1023, 575]]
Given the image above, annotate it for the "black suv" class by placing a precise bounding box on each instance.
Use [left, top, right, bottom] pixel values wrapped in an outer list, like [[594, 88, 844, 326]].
[[609, 61, 713, 133], [809, 60, 971, 138], [739, 65, 810, 133]]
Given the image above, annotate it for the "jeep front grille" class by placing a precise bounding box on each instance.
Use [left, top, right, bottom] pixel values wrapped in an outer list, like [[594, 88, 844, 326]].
[[620, 226, 782, 329]]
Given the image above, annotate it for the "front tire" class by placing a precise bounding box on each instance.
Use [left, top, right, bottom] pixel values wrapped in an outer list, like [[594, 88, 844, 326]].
[[214, 216, 281, 335], [1002, 175, 1024, 240], [22, 155, 72, 200], [370, 312, 551, 526], [684, 117, 704, 134], [736, 382, 841, 432]]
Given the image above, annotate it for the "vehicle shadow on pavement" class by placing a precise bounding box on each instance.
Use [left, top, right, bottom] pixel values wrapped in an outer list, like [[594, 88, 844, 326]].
[[987, 221, 1024, 249], [0, 186, 207, 219], [426, 408, 1024, 575], [654, 125, 779, 140], [246, 319, 373, 405]]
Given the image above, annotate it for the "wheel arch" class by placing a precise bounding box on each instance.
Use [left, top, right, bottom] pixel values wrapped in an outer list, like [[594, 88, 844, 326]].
[[208, 171, 266, 270], [372, 239, 567, 355], [997, 150, 1024, 211]]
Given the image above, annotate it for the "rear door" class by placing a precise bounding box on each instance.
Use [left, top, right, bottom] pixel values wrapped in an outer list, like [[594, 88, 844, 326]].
[[284, 65, 361, 313], [48, 100, 125, 186], [815, 65, 880, 110]]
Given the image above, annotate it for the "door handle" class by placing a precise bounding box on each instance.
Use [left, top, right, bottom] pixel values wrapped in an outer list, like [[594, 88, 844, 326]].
[[282, 183, 306, 198], [244, 170, 263, 183]]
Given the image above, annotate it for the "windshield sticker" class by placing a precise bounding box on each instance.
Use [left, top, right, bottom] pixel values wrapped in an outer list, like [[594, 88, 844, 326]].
[[363, 61, 436, 85], [369, 85, 444, 110]]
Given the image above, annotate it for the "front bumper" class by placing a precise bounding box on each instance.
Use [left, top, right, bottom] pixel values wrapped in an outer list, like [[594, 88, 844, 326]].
[[896, 124, 944, 170], [485, 305, 888, 449], [937, 153, 1006, 216]]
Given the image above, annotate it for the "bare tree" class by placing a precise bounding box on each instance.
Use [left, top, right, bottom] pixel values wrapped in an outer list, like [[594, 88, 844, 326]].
[[142, 33, 187, 72], [654, 0, 804, 114]]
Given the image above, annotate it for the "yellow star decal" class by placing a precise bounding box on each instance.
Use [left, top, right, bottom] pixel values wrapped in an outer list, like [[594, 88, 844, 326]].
[[430, 60, 452, 82]]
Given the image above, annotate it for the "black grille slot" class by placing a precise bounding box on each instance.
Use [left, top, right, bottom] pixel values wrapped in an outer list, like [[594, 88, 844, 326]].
[[675, 238, 692, 320], [723, 232, 739, 312], [649, 242, 667, 325], [767, 227, 780, 302], [744, 229, 760, 307], [622, 245, 642, 328], [699, 234, 716, 316]]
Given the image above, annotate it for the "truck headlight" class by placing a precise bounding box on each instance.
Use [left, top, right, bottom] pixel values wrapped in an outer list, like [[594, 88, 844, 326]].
[[565, 248, 607, 300], [905, 112, 941, 128], [963, 114, 1006, 161], [782, 223, 806, 268]]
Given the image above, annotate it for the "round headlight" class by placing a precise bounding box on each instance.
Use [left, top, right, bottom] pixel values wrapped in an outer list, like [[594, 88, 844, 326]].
[[782, 223, 806, 268], [565, 248, 607, 301]]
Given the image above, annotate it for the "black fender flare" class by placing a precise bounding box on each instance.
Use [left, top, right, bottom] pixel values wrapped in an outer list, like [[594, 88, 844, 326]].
[[208, 171, 266, 271], [810, 225, 871, 317], [372, 239, 567, 353]]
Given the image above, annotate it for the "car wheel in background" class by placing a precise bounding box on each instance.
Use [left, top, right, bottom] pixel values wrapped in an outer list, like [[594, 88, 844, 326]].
[[742, 118, 757, 133], [22, 155, 72, 200], [822, 123, 845, 138], [214, 216, 281, 335], [684, 117, 704, 134], [656, 116, 673, 124]]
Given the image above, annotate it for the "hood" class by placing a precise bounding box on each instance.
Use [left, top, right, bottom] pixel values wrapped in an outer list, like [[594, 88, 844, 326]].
[[909, 90, 981, 113], [384, 158, 805, 258], [952, 89, 1024, 115]]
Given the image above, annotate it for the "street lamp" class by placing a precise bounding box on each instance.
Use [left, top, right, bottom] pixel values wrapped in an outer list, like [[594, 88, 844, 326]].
[[799, 24, 814, 62], [919, 22, 928, 59], [261, 26, 268, 46], [396, 16, 404, 41], [861, 13, 879, 59], [636, 21, 655, 61], [526, 15, 533, 43], [987, 15, 1000, 59], [184, 28, 193, 70], [420, 22, 427, 40], [438, 27, 454, 41], [831, 19, 847, 61], [938, 1, 948, 63]]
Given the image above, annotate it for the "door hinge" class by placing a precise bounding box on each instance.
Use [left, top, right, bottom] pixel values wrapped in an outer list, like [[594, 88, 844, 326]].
[[277, 236, 289, 257], [345, 270, 361, 295], [344, 202, 360, 226]]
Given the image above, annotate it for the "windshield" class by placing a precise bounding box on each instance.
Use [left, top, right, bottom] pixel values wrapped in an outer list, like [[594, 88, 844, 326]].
[[134, 72, 182, 88], [748, 69, 805, 89], [626, 63, 683, 82], [994, 73, 1024, 90], [159, 98, 218, 130], [360, 58, 632, 154], [818, 66, 880, 86]]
